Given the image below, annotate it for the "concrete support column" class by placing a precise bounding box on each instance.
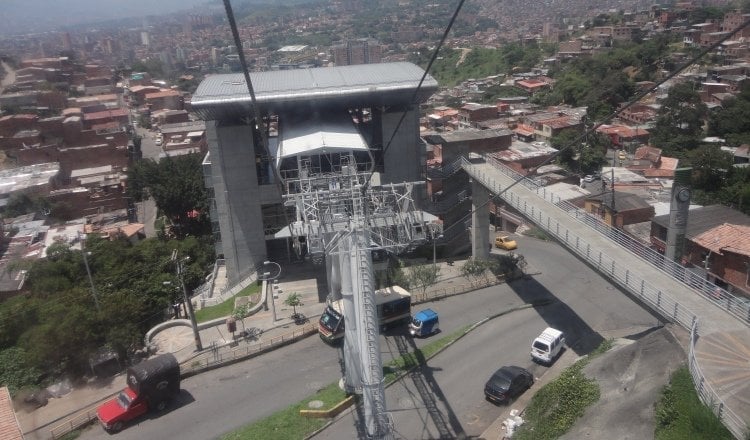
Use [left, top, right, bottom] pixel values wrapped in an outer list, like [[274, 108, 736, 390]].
[[471, 180, 490, 260]]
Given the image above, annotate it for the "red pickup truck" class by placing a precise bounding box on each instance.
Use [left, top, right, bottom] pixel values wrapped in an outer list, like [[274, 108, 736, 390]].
[[97, 353, 180, 432]]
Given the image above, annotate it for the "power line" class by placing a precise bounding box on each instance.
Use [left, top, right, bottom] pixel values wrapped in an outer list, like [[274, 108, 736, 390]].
[[362, 0, 467, 194], [437, 17, 750, 240]]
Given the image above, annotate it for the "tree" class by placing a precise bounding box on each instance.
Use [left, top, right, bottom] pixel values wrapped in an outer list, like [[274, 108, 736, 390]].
[[284, 292, 303, 316], [460, 258, 491, 285], [0, 347, 41, 395], [707, 83, 750, 146], [127, 155, 210, 237], [684, 145, 732, 192], [649, 82, 707, 153], [3, 234, 215, 382], [406, 264, 441, 293]]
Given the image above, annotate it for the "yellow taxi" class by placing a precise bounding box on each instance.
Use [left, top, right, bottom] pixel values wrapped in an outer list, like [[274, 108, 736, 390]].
[[495, 235, 518, 251]]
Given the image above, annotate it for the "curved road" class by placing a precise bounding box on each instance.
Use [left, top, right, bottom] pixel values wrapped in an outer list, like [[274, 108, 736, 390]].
[[77, 235, 658, 439]]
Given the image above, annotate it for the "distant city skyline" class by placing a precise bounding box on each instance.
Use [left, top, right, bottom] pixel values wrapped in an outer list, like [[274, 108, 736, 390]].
[[0, 0, 214, 36]]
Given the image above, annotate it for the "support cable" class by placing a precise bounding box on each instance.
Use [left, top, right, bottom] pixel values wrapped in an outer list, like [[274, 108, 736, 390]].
[[438, 17, 750, 240], [362, 0, 467, 194], [222, 0, 297, 258]]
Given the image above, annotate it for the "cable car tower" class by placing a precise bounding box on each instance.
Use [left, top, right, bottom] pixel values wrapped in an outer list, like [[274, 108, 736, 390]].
[[281, 120, 438, 439]]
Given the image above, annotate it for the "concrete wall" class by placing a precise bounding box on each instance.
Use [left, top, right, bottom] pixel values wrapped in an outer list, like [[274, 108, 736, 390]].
[[381, 107, 422, 186], [206, 121, 267, 285], [380, 107, 426, 205]]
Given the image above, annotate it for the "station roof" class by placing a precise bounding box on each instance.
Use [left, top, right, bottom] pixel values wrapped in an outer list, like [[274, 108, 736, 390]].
[[191, 62, 438, 120], [277, 113, 368, 161]]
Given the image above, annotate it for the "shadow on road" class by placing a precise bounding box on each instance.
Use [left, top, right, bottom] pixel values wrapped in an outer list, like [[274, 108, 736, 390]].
[[505, 275, 606, 355]]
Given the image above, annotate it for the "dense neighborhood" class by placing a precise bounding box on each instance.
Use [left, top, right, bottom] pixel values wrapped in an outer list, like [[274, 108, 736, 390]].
[[1, 0, 750, 439]]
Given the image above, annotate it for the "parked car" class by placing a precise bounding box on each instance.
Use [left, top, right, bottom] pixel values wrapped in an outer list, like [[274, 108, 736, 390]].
[[583, 175, 594, 182], [484, 365, 534, 404], [618, 150, 627, 161], [530, 327, 565, 365], [495, 235, 518, 250]]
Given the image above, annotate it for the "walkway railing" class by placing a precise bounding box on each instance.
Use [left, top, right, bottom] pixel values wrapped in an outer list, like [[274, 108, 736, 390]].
[[479, 154, 750, 325], [688, 322, 746, 439], [463, 157, 747, 439]]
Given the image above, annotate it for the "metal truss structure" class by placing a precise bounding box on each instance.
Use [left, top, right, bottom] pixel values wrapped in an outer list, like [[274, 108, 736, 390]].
[[283, 166, 438, 439]]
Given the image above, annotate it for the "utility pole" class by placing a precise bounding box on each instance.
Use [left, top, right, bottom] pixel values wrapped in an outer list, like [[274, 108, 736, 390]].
[[79, 233, 101, 314], [173, 249, 202, 351]]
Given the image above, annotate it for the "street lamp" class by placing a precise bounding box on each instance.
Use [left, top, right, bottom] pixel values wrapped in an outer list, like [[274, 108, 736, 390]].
[[172, 250, 202, 351], [79, 233, 101, 314], [258, 261, 282, 321], [432, 233, 444, 268]]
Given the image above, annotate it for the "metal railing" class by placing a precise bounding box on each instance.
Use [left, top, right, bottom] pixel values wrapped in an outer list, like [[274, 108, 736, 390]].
[[688, 321, 747, 440], [181, 323, 317, 375], [478, 154, 750, 324], [463, 157, 748, 439], [50, 408, 98, 439]]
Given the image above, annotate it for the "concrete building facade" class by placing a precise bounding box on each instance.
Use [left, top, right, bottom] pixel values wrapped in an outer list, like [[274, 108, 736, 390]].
[[192, 62, 437, 284]]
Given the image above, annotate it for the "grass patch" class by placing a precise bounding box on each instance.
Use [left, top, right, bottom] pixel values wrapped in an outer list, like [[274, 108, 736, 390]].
[[194, 284, 260, 323], [654, 366, 733, 440], [513, 339, 612, 440], [383, 325, 472, 383], [219, 371, 350, 440], [522, 226, 551, 241], [223, 324, 472, 440]]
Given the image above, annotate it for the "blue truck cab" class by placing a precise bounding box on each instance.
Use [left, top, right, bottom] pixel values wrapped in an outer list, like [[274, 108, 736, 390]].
[[409, 308, 439, 337]]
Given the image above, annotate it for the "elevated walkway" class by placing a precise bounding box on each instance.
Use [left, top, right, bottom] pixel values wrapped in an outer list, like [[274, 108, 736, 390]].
[[462, 156, 750, 439]]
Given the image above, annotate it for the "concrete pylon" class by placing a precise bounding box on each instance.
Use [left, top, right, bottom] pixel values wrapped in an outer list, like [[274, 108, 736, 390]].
[[471, 180, 490, 260]]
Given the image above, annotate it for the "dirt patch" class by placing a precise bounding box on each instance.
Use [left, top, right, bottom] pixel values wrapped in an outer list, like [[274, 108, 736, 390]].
[[559, 326, 687, 440]]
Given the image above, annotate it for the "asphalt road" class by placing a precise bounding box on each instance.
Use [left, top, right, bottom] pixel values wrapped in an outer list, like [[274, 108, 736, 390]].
[[77, 235, 660, 439]]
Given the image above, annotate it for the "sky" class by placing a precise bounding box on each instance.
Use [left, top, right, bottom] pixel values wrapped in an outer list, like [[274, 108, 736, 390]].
[[0, 0, 212, 35]]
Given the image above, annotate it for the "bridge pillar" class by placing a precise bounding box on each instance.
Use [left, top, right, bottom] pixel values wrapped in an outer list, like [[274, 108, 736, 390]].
[[471, 180, 490, 260]]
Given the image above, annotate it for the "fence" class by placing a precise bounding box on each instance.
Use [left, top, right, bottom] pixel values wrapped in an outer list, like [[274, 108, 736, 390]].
[[478, 154, 750, 324], [464, 157, 748, 439], [688, 322, 747, 440], [199, 263, 257, 308], [411, 275, 507, 304], [50, 408, 98, 439], [181, 323, 318, 376]]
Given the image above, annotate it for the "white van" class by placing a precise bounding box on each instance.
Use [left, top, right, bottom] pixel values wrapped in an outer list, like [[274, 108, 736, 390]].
[[530, 327, 565, 365]]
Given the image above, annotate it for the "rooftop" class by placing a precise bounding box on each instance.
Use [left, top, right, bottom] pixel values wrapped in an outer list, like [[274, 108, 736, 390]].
[[191, 62, 438, 119]]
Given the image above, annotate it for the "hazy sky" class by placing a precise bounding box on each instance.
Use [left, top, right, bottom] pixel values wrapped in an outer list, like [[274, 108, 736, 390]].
[[0, 0, 212, 35]]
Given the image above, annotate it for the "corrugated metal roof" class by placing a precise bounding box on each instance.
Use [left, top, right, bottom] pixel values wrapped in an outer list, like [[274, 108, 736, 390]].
[[278, 113, 368, 159], [652, 204, 750, 236], [191, 62, 438, 120]]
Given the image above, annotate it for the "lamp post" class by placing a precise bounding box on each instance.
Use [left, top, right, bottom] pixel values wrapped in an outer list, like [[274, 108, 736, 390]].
[[79, 233, 101, 314], [432, 233, 444, 269], [259, 261, 282, 321], [172, 250, 202, 351]]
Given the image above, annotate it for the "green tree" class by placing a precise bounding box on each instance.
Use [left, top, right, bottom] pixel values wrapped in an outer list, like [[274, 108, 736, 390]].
[[683, 145, 732, 192], [649, 82, 707, 154], [707, 83, 750, 146], [0, 347, 41, 395], [406, 264, 441, 293], [284, 292, 303, 316], [127, 155, 210, 237], [460, 258, 491, 285]]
